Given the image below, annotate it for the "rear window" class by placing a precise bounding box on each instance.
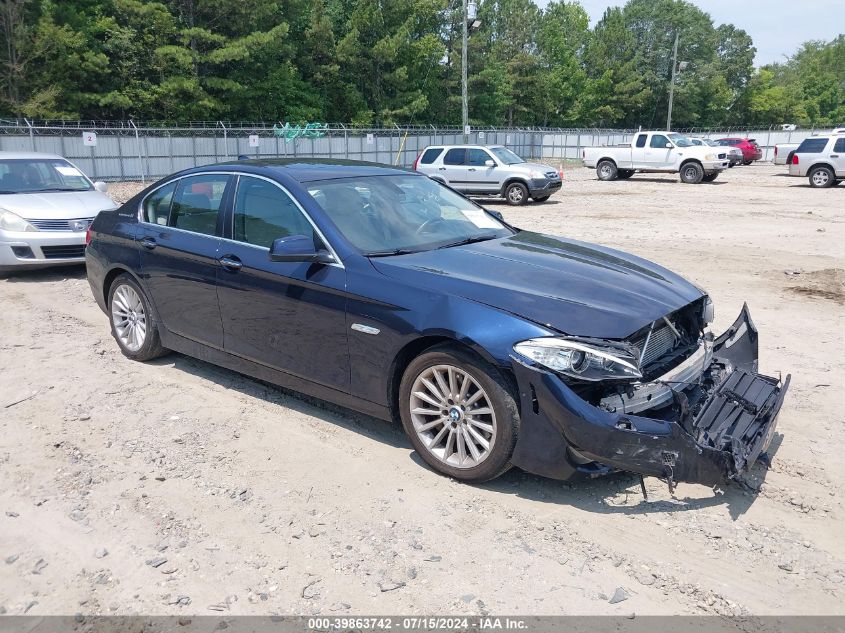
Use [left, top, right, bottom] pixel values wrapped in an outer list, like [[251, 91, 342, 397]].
[[420, 148, 443, 164], [796, 138, 829, 153], [635, 134, 647, 148]]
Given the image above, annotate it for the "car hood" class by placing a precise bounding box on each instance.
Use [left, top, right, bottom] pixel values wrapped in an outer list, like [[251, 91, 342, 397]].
[[517, 161, 558, 175], [370, 231, 705, 339], [0, 191, 117, 219]]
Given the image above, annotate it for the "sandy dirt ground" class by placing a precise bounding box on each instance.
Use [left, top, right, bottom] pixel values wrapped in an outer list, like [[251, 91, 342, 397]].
[[1, 163, 843, 618]]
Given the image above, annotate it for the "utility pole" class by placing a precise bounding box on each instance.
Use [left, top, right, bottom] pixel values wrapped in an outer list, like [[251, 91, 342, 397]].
[[666, 31, 679, 132], [461, 0, 469, 143]]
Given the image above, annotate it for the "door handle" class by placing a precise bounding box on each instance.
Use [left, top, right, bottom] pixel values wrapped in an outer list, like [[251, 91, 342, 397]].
[[218, 255, 242, 271], [438, 167, 446, 170], [139, 237, 157, 250], [831, 155, 840, 158], [468, 168, 477, 172]]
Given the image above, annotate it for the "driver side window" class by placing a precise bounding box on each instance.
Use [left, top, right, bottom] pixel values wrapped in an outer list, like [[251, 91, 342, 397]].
[[233, 176, 314, 249], [650, 134, 670, 148]]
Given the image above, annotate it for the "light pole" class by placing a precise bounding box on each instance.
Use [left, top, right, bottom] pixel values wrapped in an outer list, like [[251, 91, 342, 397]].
[[666, 32, 688, 132], [461, 0, 479, 143]]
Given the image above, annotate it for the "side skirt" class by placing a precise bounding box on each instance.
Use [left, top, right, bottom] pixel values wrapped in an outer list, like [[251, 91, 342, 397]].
[[159, 329, 393, 422]]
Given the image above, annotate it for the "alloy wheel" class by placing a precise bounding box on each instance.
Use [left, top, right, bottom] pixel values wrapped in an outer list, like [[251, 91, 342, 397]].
[[507, 186, 524, 203], [111, 284, 147, 352], [409, 364, 497, 469], [812, 170, 830, 187]]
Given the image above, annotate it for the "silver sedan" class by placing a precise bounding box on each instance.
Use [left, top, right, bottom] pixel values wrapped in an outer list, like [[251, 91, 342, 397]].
[[0, 151, 116, 274]]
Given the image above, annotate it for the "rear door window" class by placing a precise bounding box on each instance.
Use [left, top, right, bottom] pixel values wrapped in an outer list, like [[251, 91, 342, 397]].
[[170, 174, 231, 236], [443, 148, 467, 165], [143, 181, 177, 225], [420, 148, 444, 164], [796, 138, 829, 153], [834, 138, 845, 153], [635, 134, 647, 148]]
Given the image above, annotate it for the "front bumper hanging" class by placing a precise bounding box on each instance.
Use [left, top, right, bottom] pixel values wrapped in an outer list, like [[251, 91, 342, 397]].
[[509, 305, 790, 486]]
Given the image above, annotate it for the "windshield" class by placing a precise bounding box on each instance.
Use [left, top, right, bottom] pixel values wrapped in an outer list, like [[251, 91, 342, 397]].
[[307, 175, 513, 256], [704, 139, 720, 147], [668, 133, 695, 148], [489, 147, 525, 165], [0, 158, 92, 194]]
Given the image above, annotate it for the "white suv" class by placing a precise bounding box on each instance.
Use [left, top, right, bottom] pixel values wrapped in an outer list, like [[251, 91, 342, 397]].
[[413, 145, 561, 205], [788, 135, 845, 188]]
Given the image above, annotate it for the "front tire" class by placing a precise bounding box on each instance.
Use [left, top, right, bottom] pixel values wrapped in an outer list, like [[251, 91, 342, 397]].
[[809, 166, 835, 188], [742, 160, 753, 166], [680, 162, 704, 184], [596, 160, 618, 181], [399, 345, 519, 483], [504, 182, 528, 206], [108, 274, 167, 361]]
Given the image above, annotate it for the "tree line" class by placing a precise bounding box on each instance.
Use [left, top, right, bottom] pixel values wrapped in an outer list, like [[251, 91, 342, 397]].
[[1, 0, 843, 128]]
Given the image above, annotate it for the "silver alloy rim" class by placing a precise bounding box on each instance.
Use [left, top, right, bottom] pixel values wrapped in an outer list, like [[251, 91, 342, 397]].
[[409, 364, 497, 469], [111, 284, 146, 352], [599, 164, 612, 179], [508, 186, 524, 202], [812, 170, 830, 186]]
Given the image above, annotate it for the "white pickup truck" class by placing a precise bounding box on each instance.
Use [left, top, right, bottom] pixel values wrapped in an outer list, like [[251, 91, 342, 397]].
[[582, 131, 730, 183]]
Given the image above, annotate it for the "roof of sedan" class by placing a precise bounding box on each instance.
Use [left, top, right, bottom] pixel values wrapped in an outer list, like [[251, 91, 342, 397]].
[[0, 151, 65, 160], [211, 158, 416, 183]]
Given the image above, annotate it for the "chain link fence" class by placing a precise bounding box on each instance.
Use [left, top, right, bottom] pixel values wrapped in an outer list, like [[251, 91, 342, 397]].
[[0, 119, 826, 182]]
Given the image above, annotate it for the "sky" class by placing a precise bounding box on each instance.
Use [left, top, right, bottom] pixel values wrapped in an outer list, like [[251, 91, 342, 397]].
[[564, 0, 844, 66]]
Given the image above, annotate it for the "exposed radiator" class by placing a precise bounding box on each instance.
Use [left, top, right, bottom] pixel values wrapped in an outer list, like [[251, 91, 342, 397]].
[[634, 322, 678, 367]]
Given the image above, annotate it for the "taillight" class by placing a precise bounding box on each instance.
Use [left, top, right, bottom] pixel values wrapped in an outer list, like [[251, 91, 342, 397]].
[[85, 225, 92, 245], [792, 154, 799, 165], [412, 153, 422, 170], [774, 146, 778, 156]]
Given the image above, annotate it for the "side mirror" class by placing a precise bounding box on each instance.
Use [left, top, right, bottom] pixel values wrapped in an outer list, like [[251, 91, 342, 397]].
[[665, 142, 674, 149], [93, 181, 108, 193], [485, 159, 496, 167], [485, 209, 505, 222], [269, 235, 335, 264]]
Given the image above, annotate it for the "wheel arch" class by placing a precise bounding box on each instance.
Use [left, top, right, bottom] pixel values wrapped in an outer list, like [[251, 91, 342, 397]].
[[809, 162, 836, 174], [102, 266, 159, 320], [679, 158, 703, 170], [387, 335, 509, 422], [500, 177, 530, 197], [596, 157, 617, 167]]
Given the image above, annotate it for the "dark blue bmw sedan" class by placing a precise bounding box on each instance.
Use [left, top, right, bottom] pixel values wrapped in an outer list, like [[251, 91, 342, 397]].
[[86, 159, 789, 488]]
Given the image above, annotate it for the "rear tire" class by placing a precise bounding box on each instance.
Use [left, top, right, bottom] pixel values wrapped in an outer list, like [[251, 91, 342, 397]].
[[702, 173, 719, 182], [596, 160, 618, 181], [504, 182, 528, 206], [680, 162, 704, 184], [617, 169, 635, 179], [107, 274, 167, 361], [809, 166, 835, 188], [399, 344, 519, 483], [742, 160, 753, 166], [532, 195, 550, 202]]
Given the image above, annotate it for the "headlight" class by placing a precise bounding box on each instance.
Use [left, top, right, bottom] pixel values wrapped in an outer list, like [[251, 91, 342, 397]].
[[529, 170, 545, 178], [513, 338, 642, 382], [0, 209, 36, 232], [702, 296, 715, 325], [704, 153, 717, 160]]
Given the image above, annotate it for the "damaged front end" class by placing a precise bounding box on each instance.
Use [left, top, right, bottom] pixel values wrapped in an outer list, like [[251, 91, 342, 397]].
[[509, 303, 790, 487]]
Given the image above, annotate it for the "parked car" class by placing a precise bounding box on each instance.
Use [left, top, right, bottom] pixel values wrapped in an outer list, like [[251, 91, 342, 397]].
[[86, 159, 789, 487], [0, 151, 115, 275], [689, 137, 742, 167], [774, 143, 799, 165], [582, 131, 729, 183], [715, 137, 762, 165], [413, 145, 561, 205], [788, 135, 845, 187], [776, 129, 845, 165]]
